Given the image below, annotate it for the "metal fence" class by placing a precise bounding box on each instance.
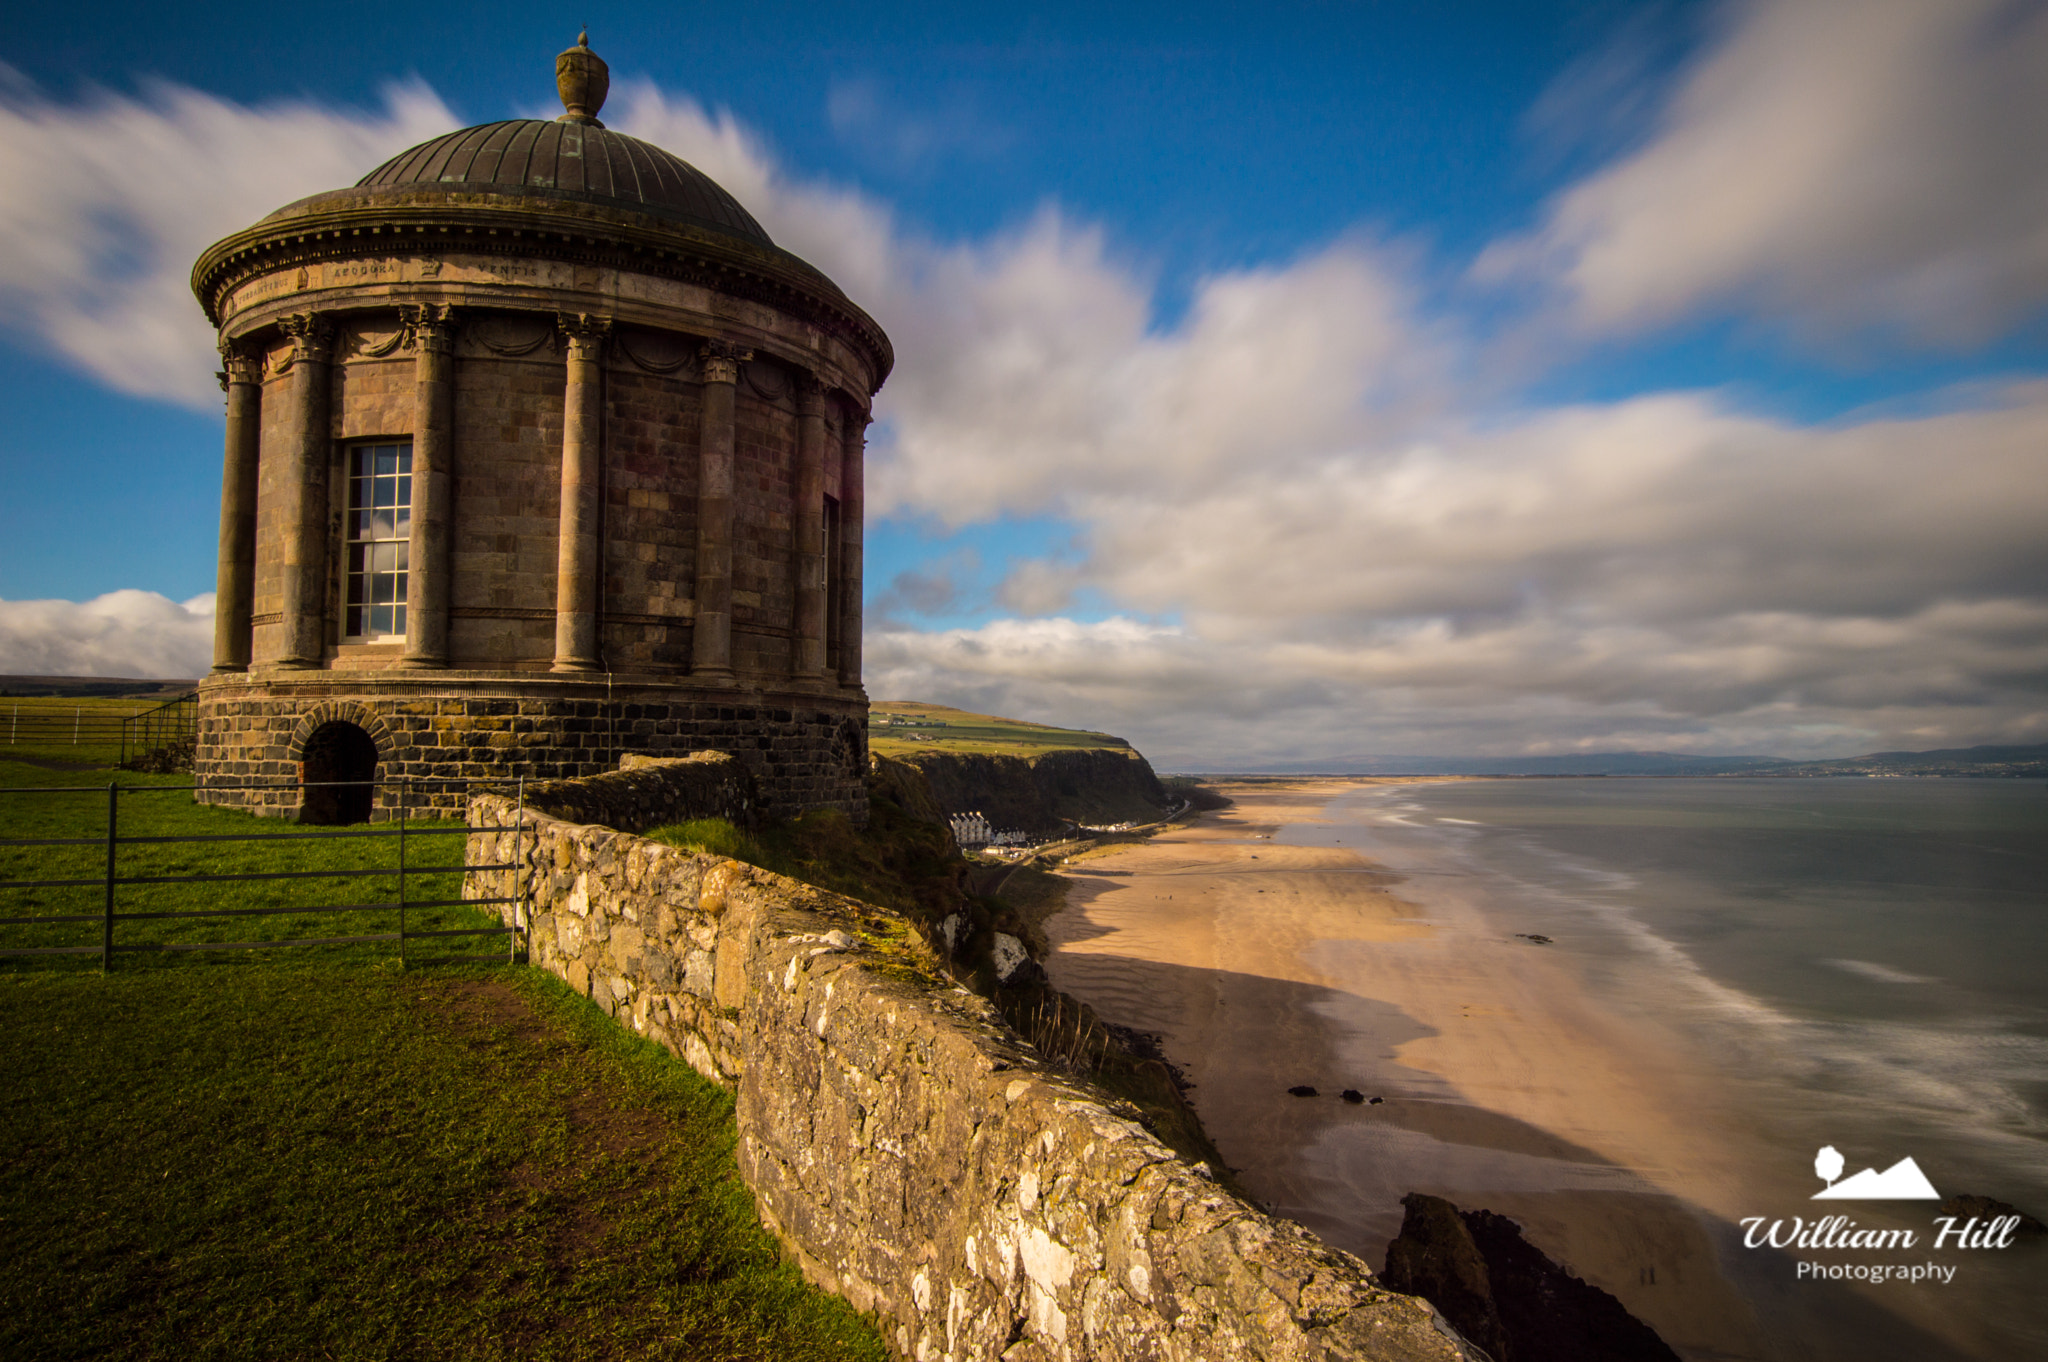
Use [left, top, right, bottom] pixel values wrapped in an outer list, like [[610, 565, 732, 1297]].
[[120, 692, 199, 765], [0, 777, 525, 968], [2, 695, 199, 762]]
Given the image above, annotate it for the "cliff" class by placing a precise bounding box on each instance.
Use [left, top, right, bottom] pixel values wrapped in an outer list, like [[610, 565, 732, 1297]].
[[897, 746, 1171, 832]]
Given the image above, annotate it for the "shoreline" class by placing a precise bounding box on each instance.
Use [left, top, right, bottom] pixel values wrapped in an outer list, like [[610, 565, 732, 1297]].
[[1039, 778, 1982, 1362]]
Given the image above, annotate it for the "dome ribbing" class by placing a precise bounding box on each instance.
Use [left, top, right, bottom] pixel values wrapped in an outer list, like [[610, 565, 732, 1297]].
[[352, 119, 772, 247]]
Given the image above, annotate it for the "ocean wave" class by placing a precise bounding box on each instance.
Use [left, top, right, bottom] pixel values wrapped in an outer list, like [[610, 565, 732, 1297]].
[[1823, 958, 1937, 985]]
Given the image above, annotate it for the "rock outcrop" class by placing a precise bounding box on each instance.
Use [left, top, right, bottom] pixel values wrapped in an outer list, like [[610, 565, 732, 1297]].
[[1380, 1194, 1679, 1362]]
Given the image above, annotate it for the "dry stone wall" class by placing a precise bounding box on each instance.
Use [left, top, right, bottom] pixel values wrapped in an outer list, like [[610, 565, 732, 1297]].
[[465, 779, 1474, 1362]]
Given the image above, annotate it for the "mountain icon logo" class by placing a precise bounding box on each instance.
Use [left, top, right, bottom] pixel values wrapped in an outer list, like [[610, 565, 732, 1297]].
[[1811, 1146, 1940, 1200]]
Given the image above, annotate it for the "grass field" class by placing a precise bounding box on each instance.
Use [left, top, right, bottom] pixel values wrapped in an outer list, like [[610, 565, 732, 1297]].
[[867, 700, 1131, 759], [0, 962, 887, 1361], [0, 757, 886, 1360], [0, 759, 493, 966]]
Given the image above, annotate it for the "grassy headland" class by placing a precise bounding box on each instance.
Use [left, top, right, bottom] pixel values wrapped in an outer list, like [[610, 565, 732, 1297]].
[[867, 701, 1131, 758]]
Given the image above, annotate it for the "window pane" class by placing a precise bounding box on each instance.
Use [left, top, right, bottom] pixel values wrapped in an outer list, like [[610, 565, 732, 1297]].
[[345, 441, 413, 639]]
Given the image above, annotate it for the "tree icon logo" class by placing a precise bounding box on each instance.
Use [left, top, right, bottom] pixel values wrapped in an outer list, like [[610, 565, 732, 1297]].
[[1815, 1145, 1845, 1189], [1809, 1145, 1939, 1199]]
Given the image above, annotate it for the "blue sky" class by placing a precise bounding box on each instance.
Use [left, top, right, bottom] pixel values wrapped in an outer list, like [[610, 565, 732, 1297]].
[[2, 0, 2045, 765]]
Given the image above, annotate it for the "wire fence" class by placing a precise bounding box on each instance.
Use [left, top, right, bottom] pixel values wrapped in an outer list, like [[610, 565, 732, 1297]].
[[3, 695, 200, 767], [0, 777, 525, 969]]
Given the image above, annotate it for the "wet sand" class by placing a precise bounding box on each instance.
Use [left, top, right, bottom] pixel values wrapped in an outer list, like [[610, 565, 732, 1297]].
[[1041, 780, 1981, 1362]]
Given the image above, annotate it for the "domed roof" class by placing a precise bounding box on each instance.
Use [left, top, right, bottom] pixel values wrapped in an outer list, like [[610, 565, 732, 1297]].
[[354, 119, 772, 247]]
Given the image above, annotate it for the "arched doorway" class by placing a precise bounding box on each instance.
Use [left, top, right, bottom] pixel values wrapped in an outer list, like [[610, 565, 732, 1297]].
[[300, 721, 379, 824]]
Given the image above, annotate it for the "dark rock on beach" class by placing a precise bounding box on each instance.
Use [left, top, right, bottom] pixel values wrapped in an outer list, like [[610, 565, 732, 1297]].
[[1381, 1192, 1681, 1362], [1938, 1194, 2046, 1236], [1287, 1084, 1318, 1097], [1341, 1089, 1366, 1104]]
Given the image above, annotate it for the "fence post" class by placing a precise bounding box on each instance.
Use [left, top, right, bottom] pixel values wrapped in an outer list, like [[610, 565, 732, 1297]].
[[102, 783, 117, 971], [397, 778, 408, 967], [513, 778, 525, 964], [75, 707, 82, 746]]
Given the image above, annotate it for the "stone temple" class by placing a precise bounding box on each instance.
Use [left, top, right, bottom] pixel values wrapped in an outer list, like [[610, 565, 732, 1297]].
[[190, 37, 889, 821]]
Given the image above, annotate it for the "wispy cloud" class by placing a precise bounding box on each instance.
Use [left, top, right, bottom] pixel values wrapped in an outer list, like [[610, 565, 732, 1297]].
[[1478, 0, 2048, 346], [0, 71, 456, 408]]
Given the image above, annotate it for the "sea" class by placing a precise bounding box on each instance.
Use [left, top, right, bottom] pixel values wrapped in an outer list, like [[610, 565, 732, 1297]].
[[1282, 776, 2048, 1361]]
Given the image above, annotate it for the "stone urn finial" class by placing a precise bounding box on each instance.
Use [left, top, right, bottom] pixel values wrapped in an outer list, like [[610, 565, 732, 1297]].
[[556, 31, 610, 127]]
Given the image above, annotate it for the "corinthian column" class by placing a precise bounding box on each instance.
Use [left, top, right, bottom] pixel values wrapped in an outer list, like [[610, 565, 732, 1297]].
[[210, 341, 263, 673], [838, 408, 869, 688], [791, 372, 828, 680], [691, 341, 751, 680], [400, 304, 456, 669], [277, 313, 334, 669], [552, 314, 609, 673]]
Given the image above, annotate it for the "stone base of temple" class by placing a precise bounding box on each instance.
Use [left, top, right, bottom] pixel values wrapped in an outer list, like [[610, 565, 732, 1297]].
[[194, 669, 869, 823]]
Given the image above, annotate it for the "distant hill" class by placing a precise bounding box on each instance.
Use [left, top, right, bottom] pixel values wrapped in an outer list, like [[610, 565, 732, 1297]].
[[1762, 743, 2048, 778], [0, 675, 198, 699], [1174, 743, 2048, 778]]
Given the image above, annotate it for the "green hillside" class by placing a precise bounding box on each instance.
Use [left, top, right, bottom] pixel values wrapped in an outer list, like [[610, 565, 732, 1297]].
[[866, 702, 1130, 759]]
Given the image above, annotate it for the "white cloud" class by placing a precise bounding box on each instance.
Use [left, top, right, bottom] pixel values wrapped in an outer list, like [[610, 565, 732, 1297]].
[[0, 74, 457, 408], [1479, 0, 2048, 344], [0, 592, 214, 679]]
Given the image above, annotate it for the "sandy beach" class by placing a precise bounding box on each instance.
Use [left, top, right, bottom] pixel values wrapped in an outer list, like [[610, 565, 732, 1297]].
[[1041, 780, 1985, 1362]]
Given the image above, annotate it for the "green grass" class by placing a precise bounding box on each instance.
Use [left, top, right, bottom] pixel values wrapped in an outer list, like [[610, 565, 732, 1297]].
[[0, 962, 889, 1361], [0, 759, 495, 966], [866, 701, 1132, 759]]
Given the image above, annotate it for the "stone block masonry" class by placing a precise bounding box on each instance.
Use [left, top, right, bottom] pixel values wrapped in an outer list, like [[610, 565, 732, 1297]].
[[195, 673, 866, 821], [465, 778, 1476, 1362]]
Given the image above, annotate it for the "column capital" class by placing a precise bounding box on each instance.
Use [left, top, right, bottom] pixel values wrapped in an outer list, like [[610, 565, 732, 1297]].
[[217, 339, 262, 390], [793, 368, 826, 413], [400, 303, 458, 354], [278, 313, 334, 365], [699, 340, 753, 385], [556, 311, 611, 360]]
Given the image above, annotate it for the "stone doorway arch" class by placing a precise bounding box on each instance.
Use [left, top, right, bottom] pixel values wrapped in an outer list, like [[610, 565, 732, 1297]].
[[300, 721, 379, 824]]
